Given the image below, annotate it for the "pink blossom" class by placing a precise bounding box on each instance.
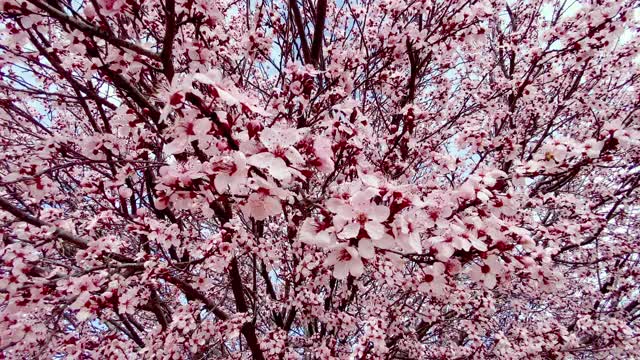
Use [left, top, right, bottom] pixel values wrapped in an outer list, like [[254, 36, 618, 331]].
[[299, 216, 336, 247], [204, 152, 248, 194], [1, 1, 639, 358], [418, 262, 447, 296], [247, 127, 304, 181], [164, 115, 211, 155], [327, 189, 390, 241], [325, 240, 375, 279], [468, 255, 504, 289]]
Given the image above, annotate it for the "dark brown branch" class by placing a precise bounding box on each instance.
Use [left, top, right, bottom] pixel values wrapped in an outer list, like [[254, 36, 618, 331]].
[[289, 0, 311, 64], [310, 0, 327, 65], [229, 258, 265, 360], [165, 276, 229, 321], [116, 312, 145, 348], [0, 196, 89, 249], [161, 0, 177, 82], [27, 0, 161, 61]]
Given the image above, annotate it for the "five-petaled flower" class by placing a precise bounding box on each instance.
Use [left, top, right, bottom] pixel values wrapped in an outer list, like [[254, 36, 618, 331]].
[[164, 110, 212, 155], [327, 189, 390, 241], [247, 127, 305, 182], [325, 240, 375, 279], [418, 262, 447, 297], [468, 255, 504, 289]]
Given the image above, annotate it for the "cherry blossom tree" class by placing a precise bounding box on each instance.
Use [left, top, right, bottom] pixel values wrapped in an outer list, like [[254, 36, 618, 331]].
[[0, 0, 639, 358]]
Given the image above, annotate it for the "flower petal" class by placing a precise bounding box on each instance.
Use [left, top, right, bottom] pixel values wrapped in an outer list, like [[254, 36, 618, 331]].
[[373, 234, 396, 250], [326, 198, 345, 213], [348, 256, 364, 277], [339, 223, 361, 239], [484, 274, 497, 289], [164, 137, 187, 155], [368, 205, 390, 222], [214, 173, 231, 194], [334, 205, 355, 220], [351, 189, 376, 210], [285, 148, 305, 165], [268, 158, 291, 181], [316, 230, 334, 248], [468, 265, 483, 282], [193, 117, 211, 135], [471, 238, 487, 252], [299, 218, 318, 245], [358, 239, 375, 259], [247, 152, 273, 168], [333, 260, 349, 279], [325, 249, 341, 266], [365, 221, 385, 240], [434, 242, 454, 262]]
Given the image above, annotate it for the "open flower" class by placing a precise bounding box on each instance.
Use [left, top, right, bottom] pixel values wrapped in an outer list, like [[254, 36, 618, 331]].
[[247, 127, 304, 182], [204, 152, 248, 195], [468, 255, 504, 289], [299, 216, 336, 248], [158, 160, 205, 188], [164, 110, 211, 155], [418, 262, 446, 296], [392, 211, 422, 253], [325, 240, 374, 279], [240, 178, 291, 220], [453, 222, 488, 252], [428, 222, 487, 263], [155, 161, 206, 210], [311, 136, 335, 174], [487, 195, 517, 217], [241, 191, 282, 221], [327, 189, 390, 241]]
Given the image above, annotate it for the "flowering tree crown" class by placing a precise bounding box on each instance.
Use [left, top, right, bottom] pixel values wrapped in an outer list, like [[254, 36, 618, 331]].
[[0, 0, 639, 358]]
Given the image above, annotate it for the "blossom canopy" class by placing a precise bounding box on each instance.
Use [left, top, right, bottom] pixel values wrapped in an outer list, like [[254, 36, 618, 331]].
[[0, 0, 639, 359]]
